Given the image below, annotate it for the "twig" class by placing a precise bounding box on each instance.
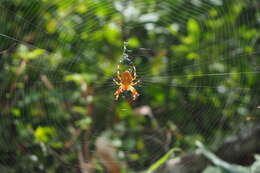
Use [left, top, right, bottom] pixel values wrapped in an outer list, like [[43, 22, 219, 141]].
[[0, 43, 16, 54], [9, 60, 27, 96], [78, 149, 93, 173], [40, 74, 54, 89]]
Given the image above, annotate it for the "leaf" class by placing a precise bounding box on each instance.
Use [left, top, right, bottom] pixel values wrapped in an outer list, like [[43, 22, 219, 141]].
[[147, 148, 181, 173], [128, 37, 140, 48], [187, 18, 200, 35], [46, 19, 57, 33], [76, 117, 92, 130], [64, 73, 96, 85], [17, 45, 46, 60], [34, 126, 56, 143], [185, 18, 201, 44]]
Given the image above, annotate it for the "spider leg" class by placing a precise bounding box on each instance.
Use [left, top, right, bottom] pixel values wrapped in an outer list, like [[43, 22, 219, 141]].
[[117, 64, 121, 80], [131, 64, 137, 80], [129, 86, 139, 100], [114, 86, 122, 100], [113, 78, 120, 85], [128, 64, 136, 80], [132, 80, 141, 86]]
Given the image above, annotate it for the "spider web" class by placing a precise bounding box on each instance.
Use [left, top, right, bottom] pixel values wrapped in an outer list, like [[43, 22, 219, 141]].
[[0, 0, 260, 172]]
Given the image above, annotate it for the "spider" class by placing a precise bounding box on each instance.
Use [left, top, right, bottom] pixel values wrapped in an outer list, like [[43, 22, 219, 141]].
[[113, 63, 140, 100]]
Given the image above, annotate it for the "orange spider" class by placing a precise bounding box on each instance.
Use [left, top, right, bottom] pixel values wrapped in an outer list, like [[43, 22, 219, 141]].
[[113, 64, 140, 100]]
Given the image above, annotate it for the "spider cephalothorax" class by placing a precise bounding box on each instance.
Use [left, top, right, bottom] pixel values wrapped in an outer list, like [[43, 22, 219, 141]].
[[113, 64, 140, 100]]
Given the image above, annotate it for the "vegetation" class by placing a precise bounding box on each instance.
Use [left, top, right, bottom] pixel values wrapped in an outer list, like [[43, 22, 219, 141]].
[[0, 0, 259, 172]]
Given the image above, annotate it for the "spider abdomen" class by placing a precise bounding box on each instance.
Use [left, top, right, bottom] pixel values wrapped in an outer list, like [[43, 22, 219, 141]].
[[121, 71, 133, 85]]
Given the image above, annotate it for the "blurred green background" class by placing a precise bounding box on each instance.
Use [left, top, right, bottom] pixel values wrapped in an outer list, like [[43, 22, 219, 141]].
[[0, 0, 260, 172]]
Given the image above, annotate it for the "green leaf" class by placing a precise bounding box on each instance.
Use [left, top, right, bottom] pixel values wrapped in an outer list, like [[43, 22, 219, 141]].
[[11, 108, 21, 117], [34, 126, 56, 143], [46, 19, 57, 33], [76, 117, 92, 130], [147, 148, 181, 173], [17, 45, 46, 60], [128, 37, 140, 48], [64, 73, 97, 85], [187, 18, 200, 35]]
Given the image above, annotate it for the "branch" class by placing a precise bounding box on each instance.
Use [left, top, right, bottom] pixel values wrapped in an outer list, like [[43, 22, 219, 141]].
[[161, 126, 260, 173], [0, 43, 16, 54]]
